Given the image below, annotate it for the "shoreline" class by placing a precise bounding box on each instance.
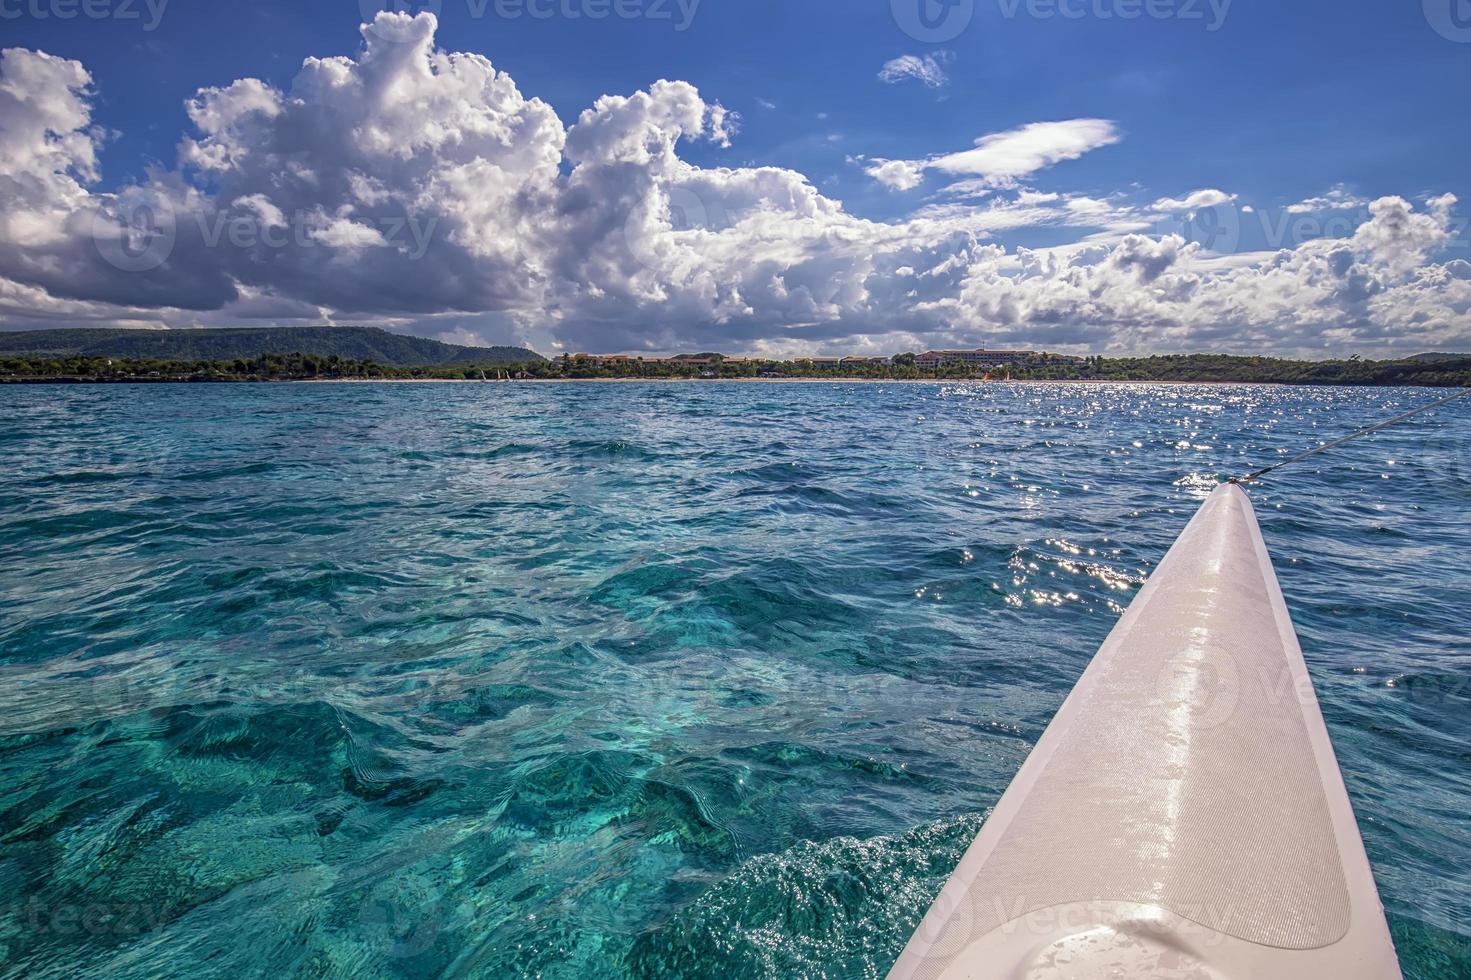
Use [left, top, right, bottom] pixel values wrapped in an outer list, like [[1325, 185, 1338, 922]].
[[309, 377, 1266, 385], [2, 376, 1462, 388]]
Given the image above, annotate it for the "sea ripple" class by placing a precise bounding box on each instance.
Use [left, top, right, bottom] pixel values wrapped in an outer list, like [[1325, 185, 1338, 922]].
[[0, 381, 1467, 978]]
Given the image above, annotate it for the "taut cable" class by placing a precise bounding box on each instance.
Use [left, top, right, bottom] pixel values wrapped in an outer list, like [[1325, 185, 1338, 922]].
[[1229, 387, 1470, 484]]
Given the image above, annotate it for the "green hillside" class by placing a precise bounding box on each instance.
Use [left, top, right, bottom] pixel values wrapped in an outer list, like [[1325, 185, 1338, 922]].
[[0, 327, 542, 366], [1407, 352, 1471, 363]]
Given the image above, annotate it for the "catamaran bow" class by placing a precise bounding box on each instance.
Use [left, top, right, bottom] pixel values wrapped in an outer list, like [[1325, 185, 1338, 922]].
[[889, 483, 1401, 979]]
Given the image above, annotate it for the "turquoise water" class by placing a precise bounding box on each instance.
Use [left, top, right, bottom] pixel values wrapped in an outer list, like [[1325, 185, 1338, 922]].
[[0, 381, 1467, 979]]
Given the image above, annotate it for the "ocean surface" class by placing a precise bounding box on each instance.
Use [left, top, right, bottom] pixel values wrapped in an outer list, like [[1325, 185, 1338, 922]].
[[0, 381, 1467, 979]]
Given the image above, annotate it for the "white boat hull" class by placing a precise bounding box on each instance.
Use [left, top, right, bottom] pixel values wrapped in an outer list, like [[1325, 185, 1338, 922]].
[[888, 483, 1401, 980]]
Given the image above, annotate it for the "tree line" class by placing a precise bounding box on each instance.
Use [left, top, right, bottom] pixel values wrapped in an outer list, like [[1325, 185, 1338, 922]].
[[2, 351, 1468, 387], [0, 353, 466, 381]]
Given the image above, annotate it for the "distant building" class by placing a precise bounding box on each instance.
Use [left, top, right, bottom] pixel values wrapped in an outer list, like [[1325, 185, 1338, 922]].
[[566, 353, 666, 363], [801, 355, 887, 366], [914, 348, 1037, 368], [663, 353, 733, 364]]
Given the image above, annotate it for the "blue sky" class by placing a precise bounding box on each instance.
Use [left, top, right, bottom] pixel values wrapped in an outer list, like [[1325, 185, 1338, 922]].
[[2, 0, 1470, 355], [18, 0, 1471, 215]]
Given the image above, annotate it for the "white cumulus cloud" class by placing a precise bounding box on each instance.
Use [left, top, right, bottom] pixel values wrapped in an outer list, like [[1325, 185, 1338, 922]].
[[0, 20, 1467, 359], [1286, 184, 1369, 214], [867, 119, 1122, 196], [866, 159, 926, 191], [878, 52, 952, 89], [1150, 188, 1236, 212], [928, 119, 1121, 185]]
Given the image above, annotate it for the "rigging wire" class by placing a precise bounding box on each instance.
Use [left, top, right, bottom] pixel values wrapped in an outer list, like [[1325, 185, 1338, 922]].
[[1229, 387, 1470, 484]]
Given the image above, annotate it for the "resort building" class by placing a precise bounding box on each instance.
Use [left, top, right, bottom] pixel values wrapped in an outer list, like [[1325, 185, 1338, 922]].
[[565, 353, 670, 363], [913, 348, 1038, 368], [803, 355, 888, 366]]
